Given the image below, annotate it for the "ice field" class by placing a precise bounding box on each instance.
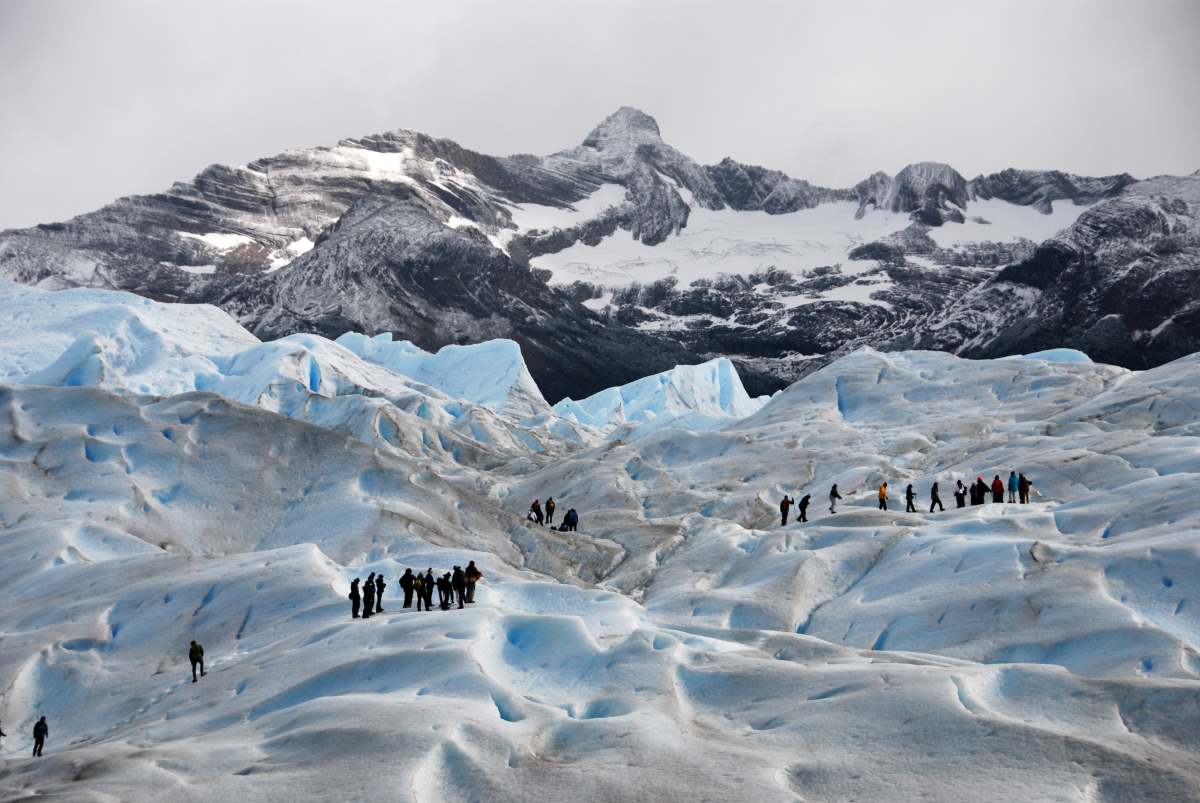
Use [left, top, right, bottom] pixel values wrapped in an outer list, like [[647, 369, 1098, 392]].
[[0, 280, 1198, 801]]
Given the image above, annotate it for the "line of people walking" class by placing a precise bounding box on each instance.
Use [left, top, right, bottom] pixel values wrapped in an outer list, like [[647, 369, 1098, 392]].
[[529, 497, 579, 532], [781, 471, 1035, 523], [348, 562, 484, 618]]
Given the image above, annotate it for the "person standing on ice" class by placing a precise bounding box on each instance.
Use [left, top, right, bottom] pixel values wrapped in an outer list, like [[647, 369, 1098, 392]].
[[971, 477, 986, 506], [529, 498, 544, 526], [991, 475, 1004, 504], [374, 574, 386, 614], [1008, 471, 1019, 503], [954, 480, 967, 508], [878, 483, 889, 511], [399, 568, 415, 609], [1018, 473, 1031, 504], [566, 509, 579, 531], [414, 572, 427, 612], [349, 578, 362, 618], [930, 482, 944, 512], [829, 484, 842, 514], [905, 484, 916, 513], [797, 493, 811, 522], [465, 561, 482, 603], [189, 640, 206, 683], [31, 716, 48, 757], [779, 495, 794, 526], [422, 569, 435, 611], [545, 497, 556, 526], [437, 573, 452, 610], [362, 572, 376, 619], [452, 566, 467, 610]]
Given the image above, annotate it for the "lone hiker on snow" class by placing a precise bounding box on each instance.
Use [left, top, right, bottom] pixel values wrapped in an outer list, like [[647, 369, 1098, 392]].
[[32, 716, 48, 757], [878, 483, 889, 511], [780, 494, 794, 526], [829, 484, 842, 514], [189, 640, 205, 683]]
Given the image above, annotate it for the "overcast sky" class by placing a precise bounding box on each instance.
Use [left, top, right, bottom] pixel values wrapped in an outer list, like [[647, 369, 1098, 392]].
[[2, 0, 1198, 228]]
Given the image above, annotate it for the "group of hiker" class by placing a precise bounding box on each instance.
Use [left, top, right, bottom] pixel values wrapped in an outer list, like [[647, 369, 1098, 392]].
[[782, 471, 1036, 523], [349, 562, 484, 617], [528, 497, 579, 532]]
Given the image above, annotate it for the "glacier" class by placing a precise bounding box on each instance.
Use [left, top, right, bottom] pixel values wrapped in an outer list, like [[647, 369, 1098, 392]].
[[1, 283, 1199, 801]]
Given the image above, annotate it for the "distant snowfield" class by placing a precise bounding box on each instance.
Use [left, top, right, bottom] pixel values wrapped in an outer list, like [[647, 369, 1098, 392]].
[[930, 197, 1092, 247], [1, 282, 1199, 801]]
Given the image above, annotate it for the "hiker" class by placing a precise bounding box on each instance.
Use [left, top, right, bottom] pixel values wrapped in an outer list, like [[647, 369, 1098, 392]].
[[991, 475, 1004, 504], [1007, 471, 1019, 503], [374, 574, 386, 614], [798, 493, 811, 522], [32, 716, 47, 758], [399, 569, 415, 608], [189, 640, 205, 683], [1018, 473, 1031, 504], [780, 495, 794, 526], [437, 574, 452, 610], [465, 561, 482, 603], [878, 483, 889, 511], [930, 481, 944, 512], [349, 578, 362, 619], [566, 509, 579, 532], [829, 484, 842, 514], [362, 572, 376, 619], [545, 497, 556, 525], [414, 572, 427, 612], [452, 566, 467, 610], [971, 477, 986, 506], [905, 484, 916, 513], [954, 480, 967, 508], [422, 569, 435, 611], [529, 498, 544, 526]]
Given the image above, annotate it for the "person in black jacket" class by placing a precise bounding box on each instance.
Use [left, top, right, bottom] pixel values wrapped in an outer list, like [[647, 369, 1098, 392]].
[[905, 484, 916, 513], [779, 495, 794, 526], [797, 493, 811, 522], [349, 578, 361, 618], [399, 569, 415, 609], [954, 480, 967, 508], [437, 574, 452, 610], [566, 509, 579, 532], [930, 482, 944, 512], [829, 484, 842, 514], [374, 574, 386, 614], [465, 561, 482, 603], [362, 572, 376, 619], [189, 640, 205, 683], [422, 569, 435, 611], [32, 716, 48, 757], [452, 566, 467, 610]]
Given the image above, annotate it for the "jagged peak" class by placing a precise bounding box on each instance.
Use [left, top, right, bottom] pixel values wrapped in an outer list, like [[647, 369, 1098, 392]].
[[582, 107, 663, 149]]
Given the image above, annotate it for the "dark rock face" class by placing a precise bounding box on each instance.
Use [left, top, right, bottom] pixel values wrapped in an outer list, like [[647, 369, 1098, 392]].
[[0, 105, 1186, 398], [908, 175, 1200, 368], [968, 168, 1136, 214], [706, 157, 854, 213]]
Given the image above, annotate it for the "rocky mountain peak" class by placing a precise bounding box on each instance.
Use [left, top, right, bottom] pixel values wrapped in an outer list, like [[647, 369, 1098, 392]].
[[582, 107, 663, 149]]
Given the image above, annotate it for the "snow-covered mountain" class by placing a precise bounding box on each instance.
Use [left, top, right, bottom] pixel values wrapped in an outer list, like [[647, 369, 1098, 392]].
[[1, 276, 1199, 800], [3, 106, 1189, 400]]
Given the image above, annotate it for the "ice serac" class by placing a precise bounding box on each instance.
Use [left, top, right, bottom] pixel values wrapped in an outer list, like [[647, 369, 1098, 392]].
[[335, 332, 550, 420], [553, 356, 767, 433]]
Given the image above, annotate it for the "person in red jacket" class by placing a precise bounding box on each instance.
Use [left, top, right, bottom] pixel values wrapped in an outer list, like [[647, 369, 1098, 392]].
[[991, 475, 1005, 503]]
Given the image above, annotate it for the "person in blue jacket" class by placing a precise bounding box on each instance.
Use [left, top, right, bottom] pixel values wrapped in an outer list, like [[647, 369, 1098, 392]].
[[1008, 471, 1019, 503]]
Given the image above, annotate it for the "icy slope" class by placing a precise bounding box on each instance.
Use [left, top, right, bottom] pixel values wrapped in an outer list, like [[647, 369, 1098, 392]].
[[0, 280, 584, 465], [553, 357, 768, 435]]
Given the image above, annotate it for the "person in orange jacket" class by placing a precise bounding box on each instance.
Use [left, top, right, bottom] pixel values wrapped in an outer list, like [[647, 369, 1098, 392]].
[[878, 482, 889, 511], [991, 475, 1005, 503]]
